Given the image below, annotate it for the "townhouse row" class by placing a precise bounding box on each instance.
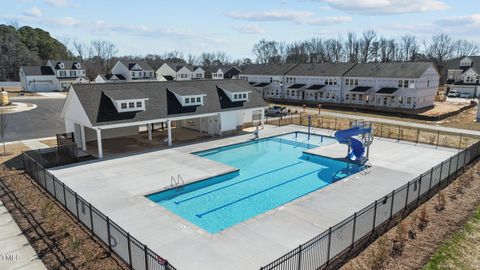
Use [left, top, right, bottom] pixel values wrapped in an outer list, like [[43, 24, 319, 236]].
[[240, 62, 440, 110]]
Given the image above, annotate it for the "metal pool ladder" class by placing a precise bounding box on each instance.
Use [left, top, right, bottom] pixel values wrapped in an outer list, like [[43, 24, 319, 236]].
[[170, 174, 185, 190]]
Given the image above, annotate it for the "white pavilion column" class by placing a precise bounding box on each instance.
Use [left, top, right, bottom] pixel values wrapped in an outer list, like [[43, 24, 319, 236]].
[[96, 128, 103, 159], [147, 123, 152, 141], [80, 125, 86, 151], [167, 120, 172, 146]]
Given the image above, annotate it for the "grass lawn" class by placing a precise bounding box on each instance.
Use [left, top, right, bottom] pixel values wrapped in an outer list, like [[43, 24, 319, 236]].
[[424, 205, 480, 270]]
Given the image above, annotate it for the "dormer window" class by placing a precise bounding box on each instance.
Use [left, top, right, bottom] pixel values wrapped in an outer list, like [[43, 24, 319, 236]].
[[168, 87, 206, 107], [219, 87, 251, 102], [103, 89, 148, 113], [74, 63, 81, 69], [58, 62, 65, 69]]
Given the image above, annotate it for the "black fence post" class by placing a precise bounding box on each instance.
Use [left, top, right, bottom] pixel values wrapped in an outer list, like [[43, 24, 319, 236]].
[[416, 177, 422, 204], [144, 244, 149, 270], [458, 133, 463, 151], [89, 203, 94, 232], [372, 201, 377, 234], [297, 245, 302, 270], [380, 123, 383, 138], [436, 130, 440, 148], [326, 227, 332, 266], [52, 175, 57, 197], [22, 152, 26, 171], [428, 168, 433, 195], [416, 128, 420, 144], [403, 182, 410, 216], [351, 212, 357, 249], [107, 217, 112, 252], [62, 182, 67, 206], [75, 192, 80, 218], [447, 157, 453, 184], [397, 126, 400, 141], [127, 233, 133, 270], [389, 191, 395, 221]]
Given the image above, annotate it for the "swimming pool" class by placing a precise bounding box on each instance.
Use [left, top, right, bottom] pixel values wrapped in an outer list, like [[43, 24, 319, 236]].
[[147, 132, 362, 233]]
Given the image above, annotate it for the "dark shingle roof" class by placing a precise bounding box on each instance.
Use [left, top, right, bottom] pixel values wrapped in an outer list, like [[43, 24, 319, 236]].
[[167, 86, 206, 96], [49, 60, 82, 70], [104, 74, 126, 80], [376, 87, 399, 94], [345, 62, 435, 78], [71, 80, 267, 127], [254, 82, 270, 87], [350, 86, 371, 93], [120, 61, 153, 71], [21, 66, 55, 76], [103, 89, 148, 100], [306, 84, 324, 90], [288, 84, 306, 89], [287, 63, 356, 77], [243, 64, 298, 76]]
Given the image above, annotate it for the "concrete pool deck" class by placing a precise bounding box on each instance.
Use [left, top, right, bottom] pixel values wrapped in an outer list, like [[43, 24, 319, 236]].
[[48, 125, 458, 270]]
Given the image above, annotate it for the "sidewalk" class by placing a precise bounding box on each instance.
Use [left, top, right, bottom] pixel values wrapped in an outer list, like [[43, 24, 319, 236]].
[[0, 201, 46, 270]]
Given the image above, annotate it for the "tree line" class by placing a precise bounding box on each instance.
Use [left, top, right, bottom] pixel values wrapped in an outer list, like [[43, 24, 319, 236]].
[[251, 31, 479, 65]]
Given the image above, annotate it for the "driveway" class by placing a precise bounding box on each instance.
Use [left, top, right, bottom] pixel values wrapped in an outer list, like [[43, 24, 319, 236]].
[[4, 98, 65, 142]]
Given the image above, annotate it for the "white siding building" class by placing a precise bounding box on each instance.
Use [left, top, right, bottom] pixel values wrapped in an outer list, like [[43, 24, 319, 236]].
[[20, 60, 88, 92], [445, 56, 480, 97], [241, 62, 440, 110], [111, 61, 156, 82], [155, 63, 205, 81]]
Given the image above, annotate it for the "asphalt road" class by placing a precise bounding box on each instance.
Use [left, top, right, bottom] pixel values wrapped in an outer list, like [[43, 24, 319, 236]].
[[5, 98, 65, 142]]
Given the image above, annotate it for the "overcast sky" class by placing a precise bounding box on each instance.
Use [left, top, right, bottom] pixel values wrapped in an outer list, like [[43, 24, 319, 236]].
[[3, 0, 480, 59]]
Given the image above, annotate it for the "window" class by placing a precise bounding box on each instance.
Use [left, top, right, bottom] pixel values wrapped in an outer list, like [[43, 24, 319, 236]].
[[190, 97, 195, 103], [427, 80, 430, 87], [129, 102, 134, 108], [355, 79, 358, 86], [196, 97, 201, 102], [185, 98, 190, 104], [398, 80, 403, 88], [407, 97, 412, 104], [121, 103, 127, 109], [286, 90, 290, 96], [352, 94, 356, 101], [359, 94, 363, 101], [70, 71, 75, 77], [59, 71, 66, 77], [403, 80, 409, 88], [319, 92, 323, 98], [345, 79, 349, 86], [234, 94, 238, 99], [242, 93, 247, 99], [136, 102, 142, 107], [345, 94, 350, 100]]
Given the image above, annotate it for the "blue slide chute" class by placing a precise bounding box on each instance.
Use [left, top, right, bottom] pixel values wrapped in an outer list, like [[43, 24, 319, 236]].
[[334, 124, 372, 162]]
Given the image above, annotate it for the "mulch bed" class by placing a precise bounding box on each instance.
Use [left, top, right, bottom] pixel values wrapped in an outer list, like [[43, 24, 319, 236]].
[[341, 159, 480, 270], [0, 168, 128, 270]]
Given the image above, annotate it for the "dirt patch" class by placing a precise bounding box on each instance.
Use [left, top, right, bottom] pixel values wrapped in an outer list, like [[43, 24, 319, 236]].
[[0, 168, 127, 270], [341, 159, 480, 270], [416, 101, 471, 117], [0, 142, 30, 164], [40, 139, 58, 147]]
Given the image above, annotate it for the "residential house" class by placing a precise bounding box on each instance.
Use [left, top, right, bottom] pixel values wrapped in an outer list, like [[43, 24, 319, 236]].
[[205, 66, 242, 80], [20, 60, 88, 92], [111, 60, 156, 81], [240, 62, 440, 110], [94, 74, 127, 83], [156, 63, 205, 81], [445, 56, 480, 97], [61, 80, 266, 158]]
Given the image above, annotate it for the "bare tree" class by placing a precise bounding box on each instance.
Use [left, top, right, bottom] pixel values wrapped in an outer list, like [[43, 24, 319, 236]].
[[72, 40, 87, 60], [360, 30, 377, 63], [426, 34, 454, 63], [451, 39, 479, 59], [400, 35, 418, 61]]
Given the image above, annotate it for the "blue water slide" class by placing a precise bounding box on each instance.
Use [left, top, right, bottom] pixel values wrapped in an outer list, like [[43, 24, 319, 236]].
[[334, 127, 371, 161]]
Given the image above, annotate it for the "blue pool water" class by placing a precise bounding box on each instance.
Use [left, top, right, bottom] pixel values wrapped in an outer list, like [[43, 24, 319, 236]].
[[147, 132, 362, 233]]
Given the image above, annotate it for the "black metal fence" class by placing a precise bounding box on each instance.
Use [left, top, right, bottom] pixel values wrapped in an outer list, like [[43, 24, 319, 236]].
[[22, 152, 177, 270], [265, 113, 479, 150], [260, 140, 480, 270]]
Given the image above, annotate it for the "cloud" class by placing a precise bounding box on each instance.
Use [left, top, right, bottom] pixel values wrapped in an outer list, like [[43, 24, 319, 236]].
[[233, 25, 266, 34], [319, 0, 448, 15], [44, 0, 75, 8], [23, 7, 42, 17], [227, 10, 351, 25], [435, 14, 480, 27]]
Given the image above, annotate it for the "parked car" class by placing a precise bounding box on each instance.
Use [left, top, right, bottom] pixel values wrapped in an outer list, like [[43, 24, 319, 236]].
[[265, 106, 288, 117], [459, 93, 473, 99], [447, 90, 460, 97]]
